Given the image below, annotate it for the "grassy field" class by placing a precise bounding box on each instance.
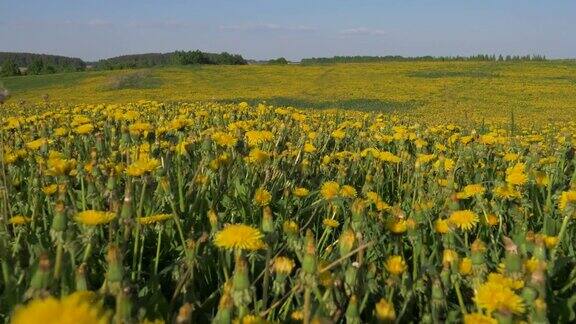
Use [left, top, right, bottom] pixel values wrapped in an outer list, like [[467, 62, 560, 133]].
[[2, 61, 576, 124], [2, 61, 576, 322]]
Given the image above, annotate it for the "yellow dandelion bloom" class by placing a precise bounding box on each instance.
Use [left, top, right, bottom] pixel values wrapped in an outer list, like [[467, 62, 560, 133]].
[[456, 184, 485, 199], [126, 156, 160, 177], [474, 276, 525, 315], [322, 218, 340, 228], [449, 210, 479, 231], [331, 128, 346, 140], [505, 163, 528, 186], [25, 138, 48, 151], [75, 210, 116, 226], [273, 256, 295, 275], [375, 299, 396, 322], [434, 218, 450, 234], [11, 291, 110, 324], [245, 148, 270, 164], [282, 220, 299, 235], [303, 142, 316, 153], [442, 249, 459, 267], [214, 224, 265, 251], [339, 185, 357, 198], [493, 184, 522, 200], [293, 187, 309, 197], [212, 131, 237, 147], [320, 181, 340, 200], [378, 151, 402, 163], [8, 215, 31, 225], [75, 123, 95, 135], [386, 218, 407, 234], [486, 214, 499, 226], [137, 214, 172, 225], [253, 188, 272, 207], [459, 257, 473, 275], [559, 190, 576, 212], [385, 255, 407, 276], [464, 313, 497, 324]]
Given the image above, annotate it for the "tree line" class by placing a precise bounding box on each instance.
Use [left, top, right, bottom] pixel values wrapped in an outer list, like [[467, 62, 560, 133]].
[[300, 54, 548, 64], [0, 52, 86, 76], [93, 51, 247, 70], [0, 50, 248, 77]]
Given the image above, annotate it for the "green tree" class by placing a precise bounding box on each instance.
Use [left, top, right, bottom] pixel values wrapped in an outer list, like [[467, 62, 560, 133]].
[[1, 59, 20, 76], [268, 57, 289, 65], [28, 59, 45, 75]]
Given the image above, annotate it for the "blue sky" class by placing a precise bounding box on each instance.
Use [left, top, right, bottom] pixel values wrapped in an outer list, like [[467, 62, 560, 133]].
[[1, 0, 574, 61]]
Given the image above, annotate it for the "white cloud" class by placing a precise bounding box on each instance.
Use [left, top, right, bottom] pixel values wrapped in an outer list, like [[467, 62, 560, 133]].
[[219, 23, 315, 32], [127, 20, 192, 29], [340, 27, 386, 36]]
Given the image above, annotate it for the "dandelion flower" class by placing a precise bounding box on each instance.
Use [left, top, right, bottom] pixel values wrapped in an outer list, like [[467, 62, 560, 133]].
[[320, 181, 340, 200], [126, 156, 160, 177], [434, 218, 450, 234], [293, 187, 309, 197], [385, 218, 407, 234], [11, 291, 110, 324], [385, 255, 407, 276], [137, 214, 172, 225], [474, 274, 525, 315], [456, 184, 485, 199], [375, 299, 396, 322], [273, 257, 295, 275], [464, 313, 497, 324], [75, 123, 95, 135], [459, 257, 473, 275], [75, 210, 116, 226], [214, 224, 265, 251], [559, 190, 576, 212], [253, 188, 272, 207], [505, 163, 528, 186], [322, 218, 340, 228], [339, 185, 357, 198], [449, 210, 479, 231], [8, 215, 31, 225], [493, 184, 522, 200]]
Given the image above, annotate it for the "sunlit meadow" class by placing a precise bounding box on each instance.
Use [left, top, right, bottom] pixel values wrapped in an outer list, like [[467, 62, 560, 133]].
[[1, 63, 576, 323]]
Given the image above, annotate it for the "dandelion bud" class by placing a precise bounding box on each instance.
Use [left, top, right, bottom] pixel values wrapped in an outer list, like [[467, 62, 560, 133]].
[[302, 232, 317, 275], [30, 252, 51, 292], [75, 263, 88, 291], [176, 303, 194, 324], [262, 206, 274, 233], [233, 256, 250, 291], [208, 209, 219, 233], [51, 200, 67, 232], [215, 291, 233, 324], [345, 295, 360, 324], [106, 244, 123, 284], [339, 229, 356, 257], [375, 299, 396, 323]]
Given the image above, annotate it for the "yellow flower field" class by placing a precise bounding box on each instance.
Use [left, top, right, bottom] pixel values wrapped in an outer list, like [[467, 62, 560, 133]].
[[3, 61, 576, 125], [0, 97, 575, 322]]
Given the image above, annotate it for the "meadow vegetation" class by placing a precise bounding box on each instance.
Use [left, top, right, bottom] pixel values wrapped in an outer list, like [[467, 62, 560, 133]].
[[0, 61, 576, 323]]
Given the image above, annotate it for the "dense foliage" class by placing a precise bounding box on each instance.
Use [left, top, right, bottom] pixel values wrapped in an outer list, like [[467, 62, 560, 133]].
[[0, 101, 575, 323], [95, 51, 247, 70], [301, 54, 548, 64], [0, 52, 86, 75]]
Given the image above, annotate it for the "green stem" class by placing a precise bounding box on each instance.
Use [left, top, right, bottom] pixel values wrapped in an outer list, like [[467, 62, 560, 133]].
[[153, 226, 163, 276], [54, 239, 64, 280], [551, 212, 572, 262]]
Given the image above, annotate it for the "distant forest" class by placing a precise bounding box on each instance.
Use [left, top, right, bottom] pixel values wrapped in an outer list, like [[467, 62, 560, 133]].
[[94, 51, 247, 70], [0, 51, 555, 77], [0, 50, 248, 76], [301, 54, 548, 64]]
